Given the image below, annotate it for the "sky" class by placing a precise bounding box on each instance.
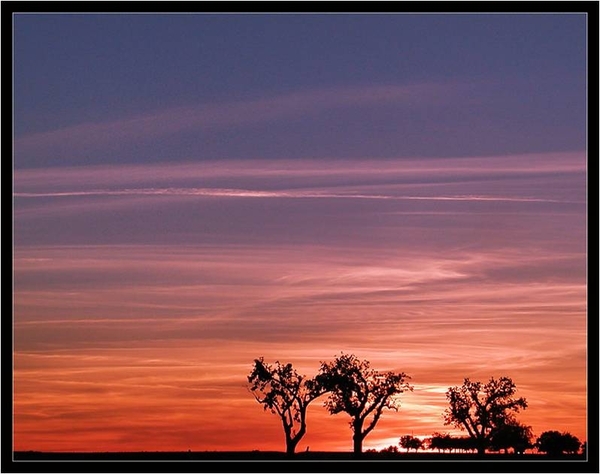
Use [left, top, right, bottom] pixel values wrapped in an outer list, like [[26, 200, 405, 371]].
[[12, 12, 588, 453]]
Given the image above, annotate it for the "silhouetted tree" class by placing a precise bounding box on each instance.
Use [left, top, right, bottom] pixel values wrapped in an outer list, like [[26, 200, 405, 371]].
[[399, 435, 423, 452], [316, 353, 412, 456], [455, 435, 478, 453], [380, 445, 399, 453], [536, 430, 581, 456], [427, 433, 441, 452], [427, 433, 452, 452], [490, 421, 534, 454], [444, 376, 527, 455], [248, 357, 325, 456], [427, 433, 477, 453]]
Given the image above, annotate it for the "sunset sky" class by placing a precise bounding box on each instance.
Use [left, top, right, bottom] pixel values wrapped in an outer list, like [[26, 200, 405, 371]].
[[13, 12, 588, 453]]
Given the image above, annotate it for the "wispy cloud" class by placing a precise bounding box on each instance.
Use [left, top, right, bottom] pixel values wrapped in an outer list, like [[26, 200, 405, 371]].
[[14, 83, 451, 157], [13, 152, 586, 223], [14, 244, 586, 344], [14, 151, 586, 188]]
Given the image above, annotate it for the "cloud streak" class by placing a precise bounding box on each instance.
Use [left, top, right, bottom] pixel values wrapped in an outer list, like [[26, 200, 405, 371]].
[[14, 151, 585, 187], [13, 152, 586, 228], [14, 83, 451, 157]]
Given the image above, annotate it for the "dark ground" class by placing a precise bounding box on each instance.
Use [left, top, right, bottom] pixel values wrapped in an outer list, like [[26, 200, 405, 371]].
[[7, 451, 595, 474], [12, 450, 586, 461]]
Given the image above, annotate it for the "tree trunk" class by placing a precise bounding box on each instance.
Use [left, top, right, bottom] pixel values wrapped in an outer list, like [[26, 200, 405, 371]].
[[283, 423, 297, 457], [353, 435, 363, 457], [477, 443, 486, 455], [352, 418, 364, 457], [285, 440, 297, 457], [285, 411, 307, 457]]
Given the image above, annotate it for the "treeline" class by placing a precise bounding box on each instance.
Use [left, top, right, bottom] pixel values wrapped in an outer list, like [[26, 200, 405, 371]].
[[247, 353, 584, 457], [385, 431, 582, 456], [377, 434, 480, 453]]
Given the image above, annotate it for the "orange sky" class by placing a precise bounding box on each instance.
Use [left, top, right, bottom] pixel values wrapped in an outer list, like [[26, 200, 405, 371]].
[[13, 155, 588, 455]]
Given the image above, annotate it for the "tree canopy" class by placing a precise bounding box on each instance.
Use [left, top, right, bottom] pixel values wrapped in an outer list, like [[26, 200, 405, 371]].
[[399, 435, 423, 452], [536, 430, 581, 456], [427, 433, 477, 453], [489, 420, 534, 454]]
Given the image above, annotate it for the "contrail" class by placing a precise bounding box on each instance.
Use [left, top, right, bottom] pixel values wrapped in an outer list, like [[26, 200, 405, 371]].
[[13, 187, 576, 203]]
